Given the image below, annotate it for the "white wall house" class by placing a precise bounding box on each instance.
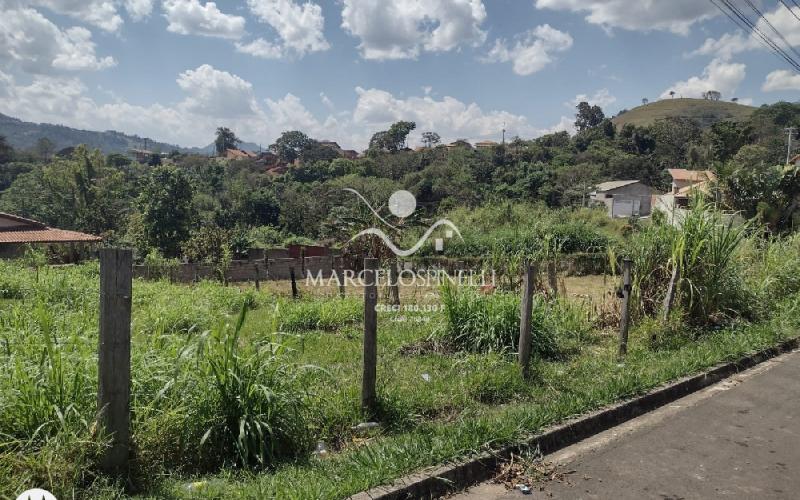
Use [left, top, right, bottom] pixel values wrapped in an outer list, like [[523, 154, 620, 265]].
[[589, 180, 656, 218]]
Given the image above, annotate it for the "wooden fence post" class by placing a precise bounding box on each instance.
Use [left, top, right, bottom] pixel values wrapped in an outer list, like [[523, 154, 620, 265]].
[[518, 262, 536, 378], [98, 248, 132, 475], [362, 257, 379, 416], [253, 263, 260, 291], [618, 258, 633, 357], [388, 260, 400, 306], [547, 260, 558, 297], [289, 266, 298, 299], [335, 257, 345, 298]]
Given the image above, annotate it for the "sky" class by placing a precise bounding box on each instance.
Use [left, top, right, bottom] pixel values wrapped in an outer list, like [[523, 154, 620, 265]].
[[1, 0, 799, 150]]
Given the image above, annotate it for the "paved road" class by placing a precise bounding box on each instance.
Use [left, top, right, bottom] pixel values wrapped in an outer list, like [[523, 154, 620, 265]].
[[455, 349, 800, 500]]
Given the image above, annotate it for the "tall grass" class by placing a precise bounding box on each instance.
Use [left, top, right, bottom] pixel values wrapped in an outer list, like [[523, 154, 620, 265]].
[[630, 202, 752, 325], [439, 283, 591, 358], [198, 306, 313, 467]]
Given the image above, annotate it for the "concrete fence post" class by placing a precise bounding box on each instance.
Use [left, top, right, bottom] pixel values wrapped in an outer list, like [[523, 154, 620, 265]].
[[518, 262, 536, 378], [362, 257, 379, 416], [618, 258, 633, 357], [98, 248, 132, 475]]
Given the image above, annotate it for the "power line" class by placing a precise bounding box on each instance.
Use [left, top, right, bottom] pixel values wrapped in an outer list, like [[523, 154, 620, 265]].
[[710, 0, 800, 72], [779, 0, 800, 23], [744, 0, 800, 61]]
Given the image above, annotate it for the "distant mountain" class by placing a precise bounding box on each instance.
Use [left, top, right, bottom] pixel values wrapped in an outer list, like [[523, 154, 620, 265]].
[[0, 113, 265, 156], [611, 98, 756, 129], [0, 113, 198, 154], [188, 140, 265, 155]]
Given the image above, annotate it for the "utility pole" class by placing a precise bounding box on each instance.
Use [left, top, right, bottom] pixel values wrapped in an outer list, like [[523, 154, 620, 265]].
[[502, 122, 506, 145], [786, 127, 796, 165]]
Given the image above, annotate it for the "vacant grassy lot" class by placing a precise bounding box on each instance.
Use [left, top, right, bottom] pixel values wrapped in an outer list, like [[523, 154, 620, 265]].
[[3, 214, 800, 499]]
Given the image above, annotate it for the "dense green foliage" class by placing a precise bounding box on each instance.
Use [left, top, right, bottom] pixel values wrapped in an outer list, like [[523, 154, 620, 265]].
[[1, 101, 798, 262]]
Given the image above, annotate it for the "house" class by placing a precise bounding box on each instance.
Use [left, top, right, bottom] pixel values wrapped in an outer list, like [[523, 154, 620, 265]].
[[654, 169, 718, 225], [667, 169, 716, 195], [447, 140, 472, 150], [589, 180, 656, 217], [341, 149, 359, 159], [0, 212, 101, 259], [224, 148, 256, 160], [475, 140, 498, 150]]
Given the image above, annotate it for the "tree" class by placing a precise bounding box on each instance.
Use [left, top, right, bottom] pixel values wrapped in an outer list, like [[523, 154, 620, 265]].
[[369, 121, 416, 152], [421, 131, 441, 148], [34, 137, 55, 161], [148, 153, 162, 166], [702, 90, 721, 101], [270, 130, 312, 163], [574, 102, 605, 132], [215, 127, 240, 156], [0, 135, 13, 164], [642, 98, 649, 105], [669, 91, 676, 99], [139, 166, 194, 257]]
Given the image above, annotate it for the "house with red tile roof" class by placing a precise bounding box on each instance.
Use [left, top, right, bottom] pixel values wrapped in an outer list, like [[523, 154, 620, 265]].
[[0, 213, 101, 258]]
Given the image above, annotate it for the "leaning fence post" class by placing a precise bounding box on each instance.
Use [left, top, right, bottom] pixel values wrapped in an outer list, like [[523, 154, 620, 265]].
[[618, 258, 633, 357], [98, 248, 132, 475], [362, 257, 379, 416], [662, 261, 680, 321], [518, 262, 536, 378]]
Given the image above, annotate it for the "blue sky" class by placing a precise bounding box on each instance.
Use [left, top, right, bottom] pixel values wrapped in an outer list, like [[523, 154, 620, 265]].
[[1, 0, 799, 149]]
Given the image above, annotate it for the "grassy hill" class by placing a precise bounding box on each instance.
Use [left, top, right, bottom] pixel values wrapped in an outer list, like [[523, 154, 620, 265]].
[[611, 98, 756, 129]]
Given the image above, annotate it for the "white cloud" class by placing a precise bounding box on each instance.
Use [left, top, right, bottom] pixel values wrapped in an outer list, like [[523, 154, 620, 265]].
[[0, 7, 116, 74], [660, 58, 746, 99], [319, 92, 334, 109], [352, 86, 562, 145], [125, 0, 154, 20], [175, 64, 259, 118], [163, 0, 246, 39], [689, 5, 800, 60], [341, 0, 487, 60], [483, 24, 572, 76], [245, 0, 329, 56], [28, 0, 124, 32], [235, 38, 283, 59], [762, 69, 800, 92], [534, 0, 718, 35], [568, 88, 616, 108], [0, 66, 573, 150]]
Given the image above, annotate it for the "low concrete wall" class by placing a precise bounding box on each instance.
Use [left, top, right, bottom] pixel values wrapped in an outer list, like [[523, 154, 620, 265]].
[[133, 256, 336, 283]]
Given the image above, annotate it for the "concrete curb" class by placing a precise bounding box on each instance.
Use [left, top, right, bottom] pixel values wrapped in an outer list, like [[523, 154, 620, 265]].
[[350, 337, 799, 500]]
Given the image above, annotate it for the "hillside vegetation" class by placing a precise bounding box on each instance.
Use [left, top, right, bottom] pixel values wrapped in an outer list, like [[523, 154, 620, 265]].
[[612, 98, 755, 129]]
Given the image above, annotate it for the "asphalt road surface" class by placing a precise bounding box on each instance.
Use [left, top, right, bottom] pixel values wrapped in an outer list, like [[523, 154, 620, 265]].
[[455, 348, 800, 499]]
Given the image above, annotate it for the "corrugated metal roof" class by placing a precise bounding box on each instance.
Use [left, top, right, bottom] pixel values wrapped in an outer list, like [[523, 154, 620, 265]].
[[594, 180, 640, 192]]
